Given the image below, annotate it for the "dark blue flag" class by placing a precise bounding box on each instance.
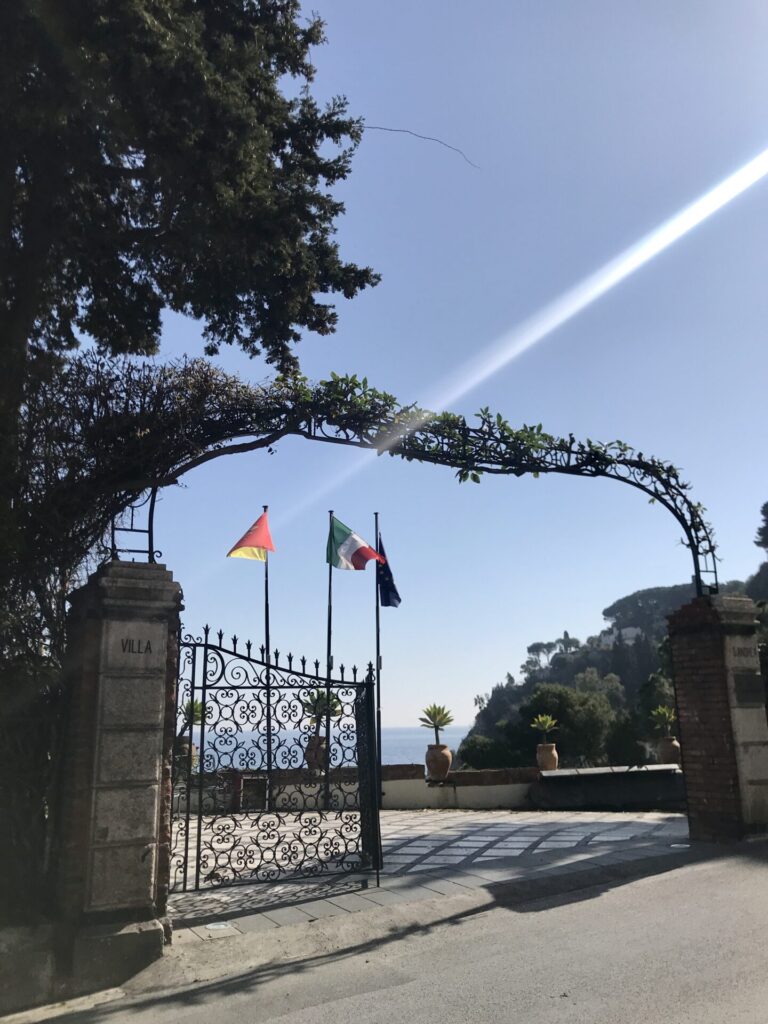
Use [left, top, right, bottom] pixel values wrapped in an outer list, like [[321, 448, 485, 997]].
[[377, 535, 401, 608]]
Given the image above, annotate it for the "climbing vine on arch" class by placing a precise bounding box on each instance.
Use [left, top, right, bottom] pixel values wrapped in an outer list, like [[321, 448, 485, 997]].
[[17, 353, 717, 663]]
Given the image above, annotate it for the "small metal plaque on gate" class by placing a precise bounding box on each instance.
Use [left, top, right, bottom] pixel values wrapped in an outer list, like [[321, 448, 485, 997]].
[[733, 672, 766, 706]]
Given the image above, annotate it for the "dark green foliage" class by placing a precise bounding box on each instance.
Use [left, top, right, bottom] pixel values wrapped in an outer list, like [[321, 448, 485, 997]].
[[457, 734, 519, 770], [574, 668, 626, 711], [460, 580, 750, 771], [638, 670, 675, 733], [0, 0, 377, 378], [605, 713, 648, 767], [602, 580, 745, 641], [0, 0, 379, 691], [469, 675, 521, 738], [755, 503, 768, 552], [746, 563, 768, 602], [518, 685, 615, 767]]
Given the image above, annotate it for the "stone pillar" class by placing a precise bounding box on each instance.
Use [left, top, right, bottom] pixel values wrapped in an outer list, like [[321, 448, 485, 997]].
[[669, 595, 768, 841], [53, 561, 182, 989]]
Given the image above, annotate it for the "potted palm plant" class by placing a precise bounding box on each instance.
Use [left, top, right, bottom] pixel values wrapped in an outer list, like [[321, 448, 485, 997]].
[[531, 713, 559, 770], [419, 704, 454, 781], [302, 688, 343, 771], [650, 705, 681, 765]]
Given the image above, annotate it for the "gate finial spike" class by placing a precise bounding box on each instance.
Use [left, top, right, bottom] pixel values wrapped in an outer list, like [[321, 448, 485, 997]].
[[274, 648, 280, 666], [217, 629, 223, 645], [232, 634, 238, 651]]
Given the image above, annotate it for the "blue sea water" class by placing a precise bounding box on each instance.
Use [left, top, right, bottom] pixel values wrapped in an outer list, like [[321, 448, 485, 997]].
[[187, 725, 470, 768], [380, 726, 469, 764]]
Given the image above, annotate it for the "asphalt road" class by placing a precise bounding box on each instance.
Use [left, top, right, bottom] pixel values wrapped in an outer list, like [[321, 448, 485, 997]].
[[15, 843, 768, 1024]]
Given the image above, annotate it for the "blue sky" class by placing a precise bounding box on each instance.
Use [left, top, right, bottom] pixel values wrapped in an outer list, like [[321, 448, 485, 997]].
[[152, 2, 768, 726]]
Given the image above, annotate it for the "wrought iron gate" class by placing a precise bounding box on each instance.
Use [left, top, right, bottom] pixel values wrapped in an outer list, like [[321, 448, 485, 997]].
[[170, 627, 381, 892]]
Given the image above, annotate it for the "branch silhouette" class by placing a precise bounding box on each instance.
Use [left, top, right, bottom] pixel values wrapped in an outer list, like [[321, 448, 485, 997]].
[[366, 125, 481, 169]]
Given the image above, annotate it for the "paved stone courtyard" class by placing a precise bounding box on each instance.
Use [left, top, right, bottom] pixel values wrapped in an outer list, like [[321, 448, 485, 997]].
[[378, 808, 686, 869], [169, 809, 691, 939]]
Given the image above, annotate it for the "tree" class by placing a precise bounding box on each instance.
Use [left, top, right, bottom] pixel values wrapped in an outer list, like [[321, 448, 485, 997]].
[[465, 674, 523, 744], [526, 641, 556, 666], [574, 668, 626, 712], [555, 630, 582, 655], [602, 581, 745, 642], [518, 684, 615, 767], [755, 502, 768, 552], [0, 0, 378, 582], [457, 734, 515, 771], [746, 503, 768, 601], [638, 671, 675, 732], [605, 712, 647, 767]]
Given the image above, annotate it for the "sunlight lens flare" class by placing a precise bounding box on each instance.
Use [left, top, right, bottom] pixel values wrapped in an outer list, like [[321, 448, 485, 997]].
[[430, 144, 768, 411], [279, 144, 768, 525]]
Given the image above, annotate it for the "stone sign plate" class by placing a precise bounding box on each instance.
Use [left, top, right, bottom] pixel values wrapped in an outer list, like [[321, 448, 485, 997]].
[[733, 672, 766, 707], [104, 620, 167, 672]]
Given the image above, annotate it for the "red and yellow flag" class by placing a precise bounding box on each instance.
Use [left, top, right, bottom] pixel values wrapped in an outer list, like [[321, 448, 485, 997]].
[[227, 511, 275, 562]]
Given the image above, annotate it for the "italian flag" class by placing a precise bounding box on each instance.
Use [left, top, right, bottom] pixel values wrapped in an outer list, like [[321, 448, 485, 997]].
[[327, 516, 385, 571]]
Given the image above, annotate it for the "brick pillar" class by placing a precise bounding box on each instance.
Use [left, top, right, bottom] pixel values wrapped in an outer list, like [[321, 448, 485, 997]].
[[669, 595, 768, 841], [55, 561, 182, 932]]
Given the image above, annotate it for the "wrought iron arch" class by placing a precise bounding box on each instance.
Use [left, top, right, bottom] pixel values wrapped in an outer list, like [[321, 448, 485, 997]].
[[84, 362, 715, 593], [300, 404, 718, 595]]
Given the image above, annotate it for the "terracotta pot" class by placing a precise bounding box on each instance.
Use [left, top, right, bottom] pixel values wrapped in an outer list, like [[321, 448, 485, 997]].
[[305, 734, 327, 771], [657, 735, 681, 765], [425, 744, 452, 781], [536, 743, 559, 771]]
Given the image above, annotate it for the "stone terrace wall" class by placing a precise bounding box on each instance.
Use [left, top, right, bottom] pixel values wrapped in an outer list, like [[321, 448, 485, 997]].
[[380, 764, 539, 810]]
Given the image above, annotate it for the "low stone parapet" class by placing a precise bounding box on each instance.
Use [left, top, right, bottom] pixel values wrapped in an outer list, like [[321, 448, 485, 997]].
[[380, 764, 539, 810], [529, 764, 685, 812]]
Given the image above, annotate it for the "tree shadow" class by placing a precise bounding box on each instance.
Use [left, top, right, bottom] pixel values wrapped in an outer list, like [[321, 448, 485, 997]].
[[168, 872, 375, 928], [46, 838, 768, 1023]]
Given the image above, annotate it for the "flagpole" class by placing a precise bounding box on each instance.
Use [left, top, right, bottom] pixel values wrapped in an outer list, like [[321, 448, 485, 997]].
[[263, 505, 271, 658], [326, 510, 334, 680], [374, 512, 382, 811], [325, 510, 334, 811], [263, 505, 273, 810]]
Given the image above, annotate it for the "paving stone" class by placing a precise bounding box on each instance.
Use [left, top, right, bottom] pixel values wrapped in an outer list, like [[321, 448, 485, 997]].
[[261, 906, 316, 926], [172, 927, 204, 944], [233, 913, 279, 933], [327, 892, 379, 913], [477, 850, 525, 859], [415, 877, 475, 897], [293, 899, 343, 919], [190, 923, 243, 940], [359, 889, 410, 907], [434, 871, 491, 890]]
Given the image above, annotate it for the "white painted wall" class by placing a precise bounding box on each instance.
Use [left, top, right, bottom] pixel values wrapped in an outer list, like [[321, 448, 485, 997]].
[[381, 778, 532, 810]]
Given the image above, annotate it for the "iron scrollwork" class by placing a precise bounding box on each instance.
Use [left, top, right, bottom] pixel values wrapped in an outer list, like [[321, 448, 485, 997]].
[[170, 626, 380, 892]]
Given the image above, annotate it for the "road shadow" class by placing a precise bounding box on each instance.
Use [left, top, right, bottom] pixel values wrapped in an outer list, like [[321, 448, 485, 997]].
[[41, 838, 768, 1024]]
